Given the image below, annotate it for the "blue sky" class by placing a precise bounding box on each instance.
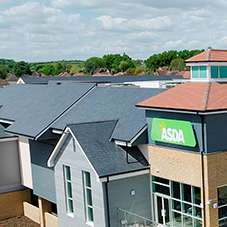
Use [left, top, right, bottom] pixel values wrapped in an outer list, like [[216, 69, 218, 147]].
[[0, 0, 227, 62]]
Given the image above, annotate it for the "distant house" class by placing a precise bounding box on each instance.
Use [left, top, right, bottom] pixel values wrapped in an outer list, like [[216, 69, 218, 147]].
[[176, 70, 190, 79], [5, 73, 18, 84]]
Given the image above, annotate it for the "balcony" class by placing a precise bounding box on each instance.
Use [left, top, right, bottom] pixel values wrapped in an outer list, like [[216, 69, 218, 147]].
[[118, 208, 157, 227]]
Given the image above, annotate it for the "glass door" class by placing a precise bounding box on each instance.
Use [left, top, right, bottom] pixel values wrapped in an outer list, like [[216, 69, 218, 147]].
[[155, 194, 171, 226]]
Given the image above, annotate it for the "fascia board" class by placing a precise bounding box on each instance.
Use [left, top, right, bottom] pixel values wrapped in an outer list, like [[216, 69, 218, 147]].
[[47, 128, 70, 167]]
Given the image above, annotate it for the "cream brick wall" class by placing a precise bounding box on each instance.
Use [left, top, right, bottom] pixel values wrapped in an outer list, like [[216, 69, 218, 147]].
[[148, 145, 227, 227], [148, 145, 202, 187], [0, 189, 31, 220]]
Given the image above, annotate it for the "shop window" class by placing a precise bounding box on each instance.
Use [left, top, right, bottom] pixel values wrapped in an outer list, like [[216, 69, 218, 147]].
[[64, 165, 74, 215], [172, 181, 180, 199], [152, 176, 202, 227], [193, 186, 201, 205], [83, 171, 94, 223], [218, 185, 227, 226], [182, 183, 192, 203]]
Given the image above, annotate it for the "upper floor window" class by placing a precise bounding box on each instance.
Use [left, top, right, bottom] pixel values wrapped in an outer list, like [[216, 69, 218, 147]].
[[192, 66, 207, 79], [211, 66, 227, 79], [83, 171, 94, 224], [64, 165, 74, 215]]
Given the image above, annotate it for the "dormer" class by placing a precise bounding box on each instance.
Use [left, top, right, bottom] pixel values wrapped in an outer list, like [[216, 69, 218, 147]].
[[185, 49, 227, 82]]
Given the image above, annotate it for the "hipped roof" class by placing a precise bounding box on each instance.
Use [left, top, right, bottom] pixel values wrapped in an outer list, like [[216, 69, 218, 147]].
[[137, 82, 227, 112], [186, 49, 227, 63]]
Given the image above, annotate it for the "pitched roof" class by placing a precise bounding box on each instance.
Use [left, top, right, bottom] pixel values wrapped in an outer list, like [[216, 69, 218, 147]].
[[69, 120, 149, 177], [20, 75, 185, 85], [176, 71, 190, 79], [52, 86, 166, 141], [0, 79, 9, 85], [5, 73, 18, 82], [137, 82, 227, 112], [0, 84, 95, 138], [185, 49, 227, 62]]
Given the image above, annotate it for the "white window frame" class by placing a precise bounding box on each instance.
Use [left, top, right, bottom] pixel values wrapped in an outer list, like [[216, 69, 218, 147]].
[[83, 171, 94, 225], [64, 165, 74, 217]]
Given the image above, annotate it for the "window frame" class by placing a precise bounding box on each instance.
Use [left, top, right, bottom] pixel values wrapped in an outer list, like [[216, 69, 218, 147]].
[[192, 66, 207, 79], [83, 171, 94, 225], [64, 165, 74, 216]]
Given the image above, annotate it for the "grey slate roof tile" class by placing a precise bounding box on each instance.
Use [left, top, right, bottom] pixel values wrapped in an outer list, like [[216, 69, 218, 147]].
[[52, 86, 166, 142], [69, 120, 149, 177], [21, 75, 185, 85], [0, 84, 95, 138]]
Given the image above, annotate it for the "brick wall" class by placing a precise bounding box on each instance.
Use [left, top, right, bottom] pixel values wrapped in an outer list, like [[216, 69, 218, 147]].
[[0, 189, 31, 220]]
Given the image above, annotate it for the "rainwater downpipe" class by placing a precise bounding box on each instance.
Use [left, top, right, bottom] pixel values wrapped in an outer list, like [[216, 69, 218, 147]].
[[198, 113, 206, 227], [105, 177, 110, 227]]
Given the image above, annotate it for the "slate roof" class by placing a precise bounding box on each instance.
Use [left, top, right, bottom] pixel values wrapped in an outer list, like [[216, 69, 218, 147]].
[[185, 49, 227, 62], [52, 86, 166, 142], [0, 84, 95, 138], [20, 75, 185, 85], [137, 82, 227, 112], [69, 120, 149, 177]]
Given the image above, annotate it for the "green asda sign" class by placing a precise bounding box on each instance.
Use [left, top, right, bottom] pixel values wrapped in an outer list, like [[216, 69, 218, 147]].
[[151, 118, 196, 147]]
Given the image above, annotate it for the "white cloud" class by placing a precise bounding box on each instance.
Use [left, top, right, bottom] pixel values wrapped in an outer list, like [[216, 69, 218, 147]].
[[1, 0, 227, 62]]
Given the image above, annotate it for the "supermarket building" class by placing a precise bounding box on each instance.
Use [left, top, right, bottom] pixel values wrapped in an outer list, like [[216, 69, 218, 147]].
[[2, 49, 227, 227], [137, 49, 227, 227]]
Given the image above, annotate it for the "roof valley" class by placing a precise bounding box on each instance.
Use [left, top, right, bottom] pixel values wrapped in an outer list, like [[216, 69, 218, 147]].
[[202, 82, 211, 111]]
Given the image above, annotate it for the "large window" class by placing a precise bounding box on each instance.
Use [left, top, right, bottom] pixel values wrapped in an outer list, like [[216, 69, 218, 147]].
[[64, 165, 74, 215], [83, 171, 94, 224], [152, 176, 202, 227], [218, 185, 227, 226], [192, 66, 207, 79], [211, 66, 227, 79]]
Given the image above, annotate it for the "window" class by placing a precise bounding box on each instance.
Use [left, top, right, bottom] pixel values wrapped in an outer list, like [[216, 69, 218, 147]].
[[152, 176, 202, 226], [192, 66, 207, 79], [83, 171, 94, 223], [218, 185, 227, 226], [211, 66, 227, 79], [64, 165, 74, 215]]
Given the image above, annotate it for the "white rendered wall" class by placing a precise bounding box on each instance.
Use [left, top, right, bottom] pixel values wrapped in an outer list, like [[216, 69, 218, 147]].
[[18, 137, 33, 189]]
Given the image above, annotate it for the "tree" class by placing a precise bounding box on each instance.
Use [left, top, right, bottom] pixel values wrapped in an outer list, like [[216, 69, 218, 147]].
[[170, 58, 189, 71], [103, 54, 121, 69], [42, 64, 54, 76], [84, 57, 106, 69], [53, 62, 64, 76], [70, 65, 80, 74], [13, 61, 31, 77], [119, 61, 129, 72], [0, 65, 9, 79], [85, 62, 97, 73]]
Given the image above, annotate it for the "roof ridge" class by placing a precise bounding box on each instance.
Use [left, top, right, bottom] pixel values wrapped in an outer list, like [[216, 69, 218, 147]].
[[202, 82, 211, 111], [206, 49, 212, 61]]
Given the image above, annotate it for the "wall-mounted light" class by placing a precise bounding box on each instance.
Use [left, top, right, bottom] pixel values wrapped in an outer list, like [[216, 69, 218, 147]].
[[155, 169, 159, 173], [206, 198, 217, 205]]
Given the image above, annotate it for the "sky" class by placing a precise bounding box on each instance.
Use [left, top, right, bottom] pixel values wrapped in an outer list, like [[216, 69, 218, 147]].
[[1, 0, 227, 62]]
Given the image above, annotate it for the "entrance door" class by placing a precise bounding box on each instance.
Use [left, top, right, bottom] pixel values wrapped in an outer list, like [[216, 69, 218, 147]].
[[155, 194, 171, 226]]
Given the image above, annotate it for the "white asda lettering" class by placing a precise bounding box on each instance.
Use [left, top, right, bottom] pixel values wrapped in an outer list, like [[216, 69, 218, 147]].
[[161, 127, 185, 143]]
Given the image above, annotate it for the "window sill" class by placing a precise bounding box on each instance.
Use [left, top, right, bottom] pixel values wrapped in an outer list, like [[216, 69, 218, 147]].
[[86, 221, 94, 227], [67, 213, 74, 218]]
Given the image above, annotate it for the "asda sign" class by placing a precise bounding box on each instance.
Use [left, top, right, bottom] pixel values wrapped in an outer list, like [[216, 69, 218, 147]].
[[151, 118, 196, 147]]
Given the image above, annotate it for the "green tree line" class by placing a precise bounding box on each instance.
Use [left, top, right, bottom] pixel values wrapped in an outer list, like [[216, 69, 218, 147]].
[[0, 49, 205, 78]]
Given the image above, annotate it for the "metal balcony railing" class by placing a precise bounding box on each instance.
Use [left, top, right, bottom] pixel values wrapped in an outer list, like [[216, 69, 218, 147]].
[[117, 208, 158, 227]]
